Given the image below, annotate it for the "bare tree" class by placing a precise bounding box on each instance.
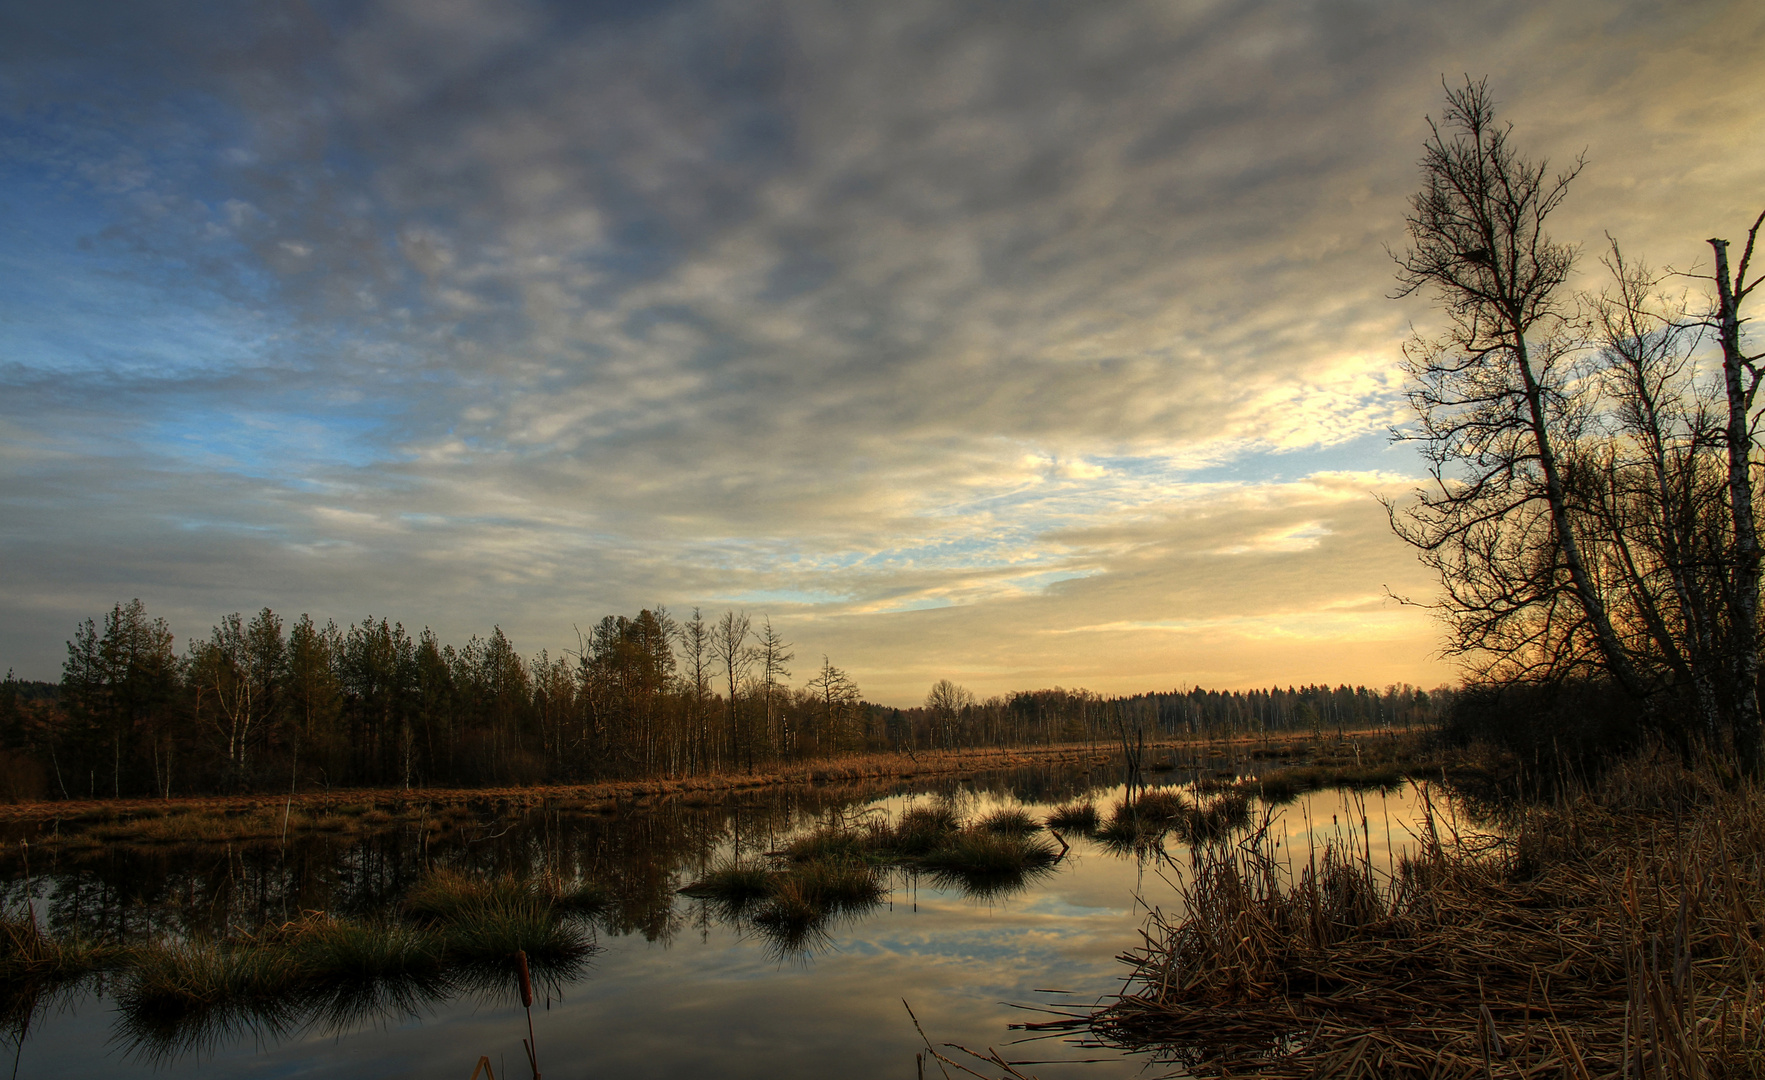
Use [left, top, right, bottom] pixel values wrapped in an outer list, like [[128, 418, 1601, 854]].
[[1707, 214, 1765, 763], [924, 679, 975, 749], [1389, 78, 1641, 690], [1391, 79, 1765, 764], [805, 655, 861, 753], [755, 618, 793, 757], [678, 608, 714, 771], [1582, 245, 1723, 737], [713, 610, 752, 769]]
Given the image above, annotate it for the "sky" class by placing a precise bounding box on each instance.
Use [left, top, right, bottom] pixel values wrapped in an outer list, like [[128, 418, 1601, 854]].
[[2, 0, 1762, 705]]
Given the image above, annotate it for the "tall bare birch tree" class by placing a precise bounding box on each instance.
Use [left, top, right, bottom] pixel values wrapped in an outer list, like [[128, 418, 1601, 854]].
[[1707, 215, 1765, 763]]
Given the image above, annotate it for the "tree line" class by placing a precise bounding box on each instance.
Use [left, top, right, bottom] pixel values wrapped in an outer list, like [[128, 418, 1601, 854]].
[[0, 599, 1445, 801], [1390, 79, 1765, 763]]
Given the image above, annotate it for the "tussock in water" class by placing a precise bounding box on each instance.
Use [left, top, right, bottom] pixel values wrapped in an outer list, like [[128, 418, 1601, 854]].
[[975, 806, 1042, 835], [1242, 763, 1406, 804], [681, 857, 888, 954], [679, 863, 772, 907], [912, 826, 1064, 898], [1044, 801, 1100, 833]]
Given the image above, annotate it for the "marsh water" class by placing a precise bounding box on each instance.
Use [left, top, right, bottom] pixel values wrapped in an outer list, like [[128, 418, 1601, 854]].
[[2, 758, 1441, 1079]]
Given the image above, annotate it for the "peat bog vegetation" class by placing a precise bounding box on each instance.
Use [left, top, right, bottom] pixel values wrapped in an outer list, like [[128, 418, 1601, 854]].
[[13, 730, 1765, 1077], [0, 733, 1452, 1074], [4, 23, 1765, 1079]]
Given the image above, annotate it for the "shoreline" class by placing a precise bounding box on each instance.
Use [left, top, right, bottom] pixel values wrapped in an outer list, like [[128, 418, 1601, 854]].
[[0, 728, 1414, 824]]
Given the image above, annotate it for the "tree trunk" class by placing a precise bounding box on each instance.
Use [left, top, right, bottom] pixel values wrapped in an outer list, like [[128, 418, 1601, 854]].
[[1711, 232, 1763, 768]]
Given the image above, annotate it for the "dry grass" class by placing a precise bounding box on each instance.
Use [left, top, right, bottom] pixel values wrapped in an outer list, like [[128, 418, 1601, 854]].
[[0, 912, 109, 984], [0, 742, 1125, 833], [1044, 801, 1100, 833], [1083, 749, 1765, 1078], [976, 806, 1043, 835]]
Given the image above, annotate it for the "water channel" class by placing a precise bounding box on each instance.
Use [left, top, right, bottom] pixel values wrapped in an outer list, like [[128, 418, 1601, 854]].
[[1, 758, 1442, 1079]]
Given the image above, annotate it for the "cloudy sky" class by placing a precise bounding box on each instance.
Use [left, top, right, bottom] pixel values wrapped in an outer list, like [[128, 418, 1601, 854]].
[[2, 0, 1761, 703]]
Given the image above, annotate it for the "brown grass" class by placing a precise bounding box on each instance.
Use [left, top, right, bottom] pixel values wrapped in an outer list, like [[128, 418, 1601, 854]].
[[0, 743, 1126, 834], [0, 730, 1424, 830], [1081, 748, 1765, 1078]]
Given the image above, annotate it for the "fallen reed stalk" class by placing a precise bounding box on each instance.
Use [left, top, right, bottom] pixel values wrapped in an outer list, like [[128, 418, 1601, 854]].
[[1085, 748, 1765, 1078]]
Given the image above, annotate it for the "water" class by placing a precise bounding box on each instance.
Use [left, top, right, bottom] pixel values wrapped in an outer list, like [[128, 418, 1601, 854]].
[[1, 763, 1440, 1079]]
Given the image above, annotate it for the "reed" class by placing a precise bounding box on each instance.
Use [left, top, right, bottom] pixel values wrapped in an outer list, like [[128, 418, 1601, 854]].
[[1087, 748, 1765, 1078]]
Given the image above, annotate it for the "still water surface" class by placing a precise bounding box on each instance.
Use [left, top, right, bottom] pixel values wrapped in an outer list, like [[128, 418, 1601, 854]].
[[3, 761, 1438, 1079]]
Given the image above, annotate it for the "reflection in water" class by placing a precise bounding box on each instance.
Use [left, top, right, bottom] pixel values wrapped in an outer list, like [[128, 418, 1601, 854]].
[[0, 758, 1430, 1077], [109, 931, 590, 1067]]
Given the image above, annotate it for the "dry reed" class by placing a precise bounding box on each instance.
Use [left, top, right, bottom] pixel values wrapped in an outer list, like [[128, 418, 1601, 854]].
[[1082, 749, 1765, 1078]]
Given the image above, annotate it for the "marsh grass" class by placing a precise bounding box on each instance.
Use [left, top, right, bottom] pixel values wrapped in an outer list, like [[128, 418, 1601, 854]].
[[402, 868, 593, 966], [0, 912, 108, 984], [1044, 801, 1100, 833], [1091, 749, 1765, 1079], [887, 803, 963, 855], [1243, 762, 1406, 804], [1172, 791, 1252, 845], [1094, 789, 1190, 853], [781, 826, 875, 864], [681, 856, 887, 955], [684, 799, 1069, 941], [1127, 788, 1190, 824], [679, 862, 773, 906], [1095, 812, 1168, 854], [919, 827, 1059, 875], [976, 807, 1042, 835], [120, 937, 300, 1033], [105, 868, 601, 1059]]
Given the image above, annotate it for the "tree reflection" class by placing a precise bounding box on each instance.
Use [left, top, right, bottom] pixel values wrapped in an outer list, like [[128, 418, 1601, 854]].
[[1, 761, 1140, 1061]]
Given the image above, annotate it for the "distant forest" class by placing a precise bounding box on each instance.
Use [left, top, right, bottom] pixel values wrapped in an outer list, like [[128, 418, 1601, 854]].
[[0, 599, 1450, 801]]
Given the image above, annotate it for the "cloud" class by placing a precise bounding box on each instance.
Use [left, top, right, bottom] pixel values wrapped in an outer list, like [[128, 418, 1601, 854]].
[[2, 0, 1762, 699]]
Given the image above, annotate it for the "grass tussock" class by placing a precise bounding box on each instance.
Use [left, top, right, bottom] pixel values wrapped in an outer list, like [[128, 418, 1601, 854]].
[[679, 862, 773, 905], [109, 867, 602, 1055], [1243, 762, 1407, 804], [782, 826, 874, 864], [889, 803, 963, 855], [681, 856, 888, 953], [976, 806, 1043, 835], [0, 912, 109, 984], [401, 868, 594, 966], [1044, 801, 1100, 833], [1173, 791, 1252, 845], [1096, 788, 1204, 853], [919, 828, 1061, 883], [1091, 748, 1765, 1079]]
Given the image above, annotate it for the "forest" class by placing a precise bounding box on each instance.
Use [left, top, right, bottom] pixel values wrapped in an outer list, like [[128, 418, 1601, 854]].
[[0, 598, 1446, 801]]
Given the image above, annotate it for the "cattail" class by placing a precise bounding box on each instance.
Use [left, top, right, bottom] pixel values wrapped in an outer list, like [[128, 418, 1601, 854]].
[[515, 949, 534, 1008]]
